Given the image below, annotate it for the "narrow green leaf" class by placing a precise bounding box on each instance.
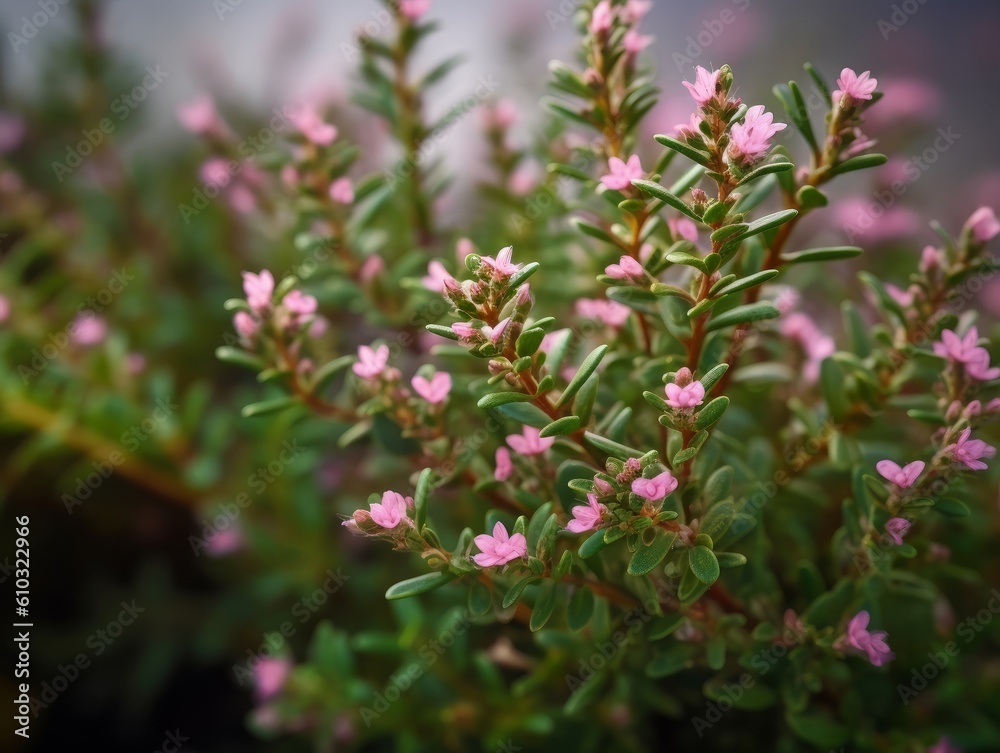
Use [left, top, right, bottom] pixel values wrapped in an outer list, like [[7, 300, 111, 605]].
[[796, 184, 828, 209], [567, 587, 595, 631], [716, 552, 747, 568], [632, 179, 702, 222], [503, 576, 540, 608], [571, 218, 619, 246], [216, 346, 266, 370], [735, 159, 794, 187], [781, 246, 862, 264], [529, 581, 559, 631], [241, 397, 298, 418], [579, 530, 609, 558], [540, 415, 582, 438], [584, 431, 643, 459], [385, 571, 457, 600], [694, 397, 730, 430], [653, 134, 712, 167], [700, 364, 729, 391], [477, 392, 535, 409], [555, 345, 608, 408], [705, 303, 780, 332], [711, 269, 780, 298], [414, 468, 433, 531], [828, 153, 888, 177]]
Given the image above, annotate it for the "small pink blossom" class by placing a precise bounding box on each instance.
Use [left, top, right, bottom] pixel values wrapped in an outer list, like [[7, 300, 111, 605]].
[[988, 398, 1000, 413], [876, 459, 925, 489], [885, 283, 914, 308], [281, 164, 298, 190], [456, 237, 475, 260], [0, 294, 9, 324], [228, 182, 256, 214], [966, 206, 1000, 243], [669, 218, 699, 243], [201, 157, 232, 187], [71, 314, 107, 346], [575, 298, 631, 328], [494, 447, 513, 481], [682, 66, 721, 105], [329, 177, 354, 204], [233, 311, 258, 339], [781, 312, 835, 382], [843, 610, 894, 667], [945, 428, 996, 471], [588, 0, 614, 35], [928, 737, 963, 753], [370, 490, 413, 529], [506, 425, 555, 456], [480, 246, 521, 277], [411, 372, 452, 404], [605, 255, 645, 282], [283, 290, 318, 319], [920, 245, 940, 272], [242, 270, 275, 312], [290, 105, 337, 146], [620, 0, 652, 24], [481, 317, 511, 347], [674, 113, 703, 139], [205, 528, 243, 557], [399, 0, 429, 20], [728, 105, 786, 164], [600, 154, 644, 191], [966, 349, 1000, 381], [631, 471, 679, 501], [177, 95, 219, 135], [451, 321, 477, 343], [833, 68, 878, 107], [566, 493, 607, 533], [358, 254, 384, 284], [934, 327, 999, 380], [254, 657, 292, 702], [884, 517, 911, 547], [665, 379, 705, 409], [483, 99, 518, 130], [353, 344, 390, 380], [623, 29, 653, 56], [0, 112, 25, 153], [422, 260, 455, 293], [473, 522, 527, 567]]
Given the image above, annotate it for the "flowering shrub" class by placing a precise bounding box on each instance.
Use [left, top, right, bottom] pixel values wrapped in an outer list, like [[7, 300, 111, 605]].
[[3, 1, 1000, 751]]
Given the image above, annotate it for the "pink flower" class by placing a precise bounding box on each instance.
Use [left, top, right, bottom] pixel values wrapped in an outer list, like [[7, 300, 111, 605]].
[[945, 428, 996, 471], [631, 471, 679, 501], [353, 344, 390, 380], [422, 260, 455, 293], [566, 493, 608, 533], [483, 99, 518, 130], [669, 218, 699, 243], [242, 270, 275, 312], [885, 283, 914, 308], [200, 157, 232, 187], [473, 522, 527, 567], [728, 105, 786, 164], [966, 206, 1000, 243], [934, 327, 999, 381], [0, 294, 9, 324], [451, 321, 477, 343], [283, 290, 317, 319], [600, 154, 644, 191], [620, 0, 652, 24], [674, 113, 703, 139], [329, 177, 354, 204], [588, 0, 613, 34], [575, 298, 631, 328], [399, 0, 429, 20], [177, 95, 219, 135], [623, 29, 653, 56], [928, 737, 963, 753], [233, 311, 258, 339], [359, 254, 384, 284], [682, 66, 721, 105], [290, 105, 337, 146], [281, 164, 298, 190], [370, 490, 413, 529], [254, 657, 292, 702], [988, 398, 1000, 413], [843, 611, 894, 667], [411, 372, 452, 404], [605, 255, 645, 282], [920, 245, 940, 272], [480, 246, 521, 278], [506, 425, 555, 456], [0, 112, 25, 153], [833, 68, 878, 107], [884, 517, 911, 547], [205, 528, 243, 557], [494, 447, 513, 481], [665, 378, 705, 409], [71, 314, 107, 346], [781, 312, 835, 382], [480, 317, 511, 348], [876, 460, 925, 489], [966, 349, 1000, 381]]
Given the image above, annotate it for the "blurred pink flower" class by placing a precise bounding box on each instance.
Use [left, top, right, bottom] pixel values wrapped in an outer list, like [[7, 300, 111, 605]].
[[411, 372, 452, 404], [589, 1, 613, 34], [934, 327, 999, 380], [669, 218, 699, 243], [600, 154, 644, 191], [71, 314, 107, 346], [506, 425, 554, 456], [928, 737, 963, 753], [233, 311, 258, 339], [200, 158, 232, 188], [0, 294, 9, 323], [876, 460, 924, 489], [254, 657, 292, 702], [242, 270, 274, 311], [422, 260, 454, 293], [358, 255, 384, 284], [624, 29, 653, 56], [843, 611, 894, 666], [966, 206, 1000, 243], [330, 177, 354, 204], [494, 447, 513, 481], [575, 298, 631, 328], [945, 428, 996, 471], [620, 0, 652, 24], [566, 493, 607, 533], [0, 112, 25, 153], [353, 344, 390, 380], [399, 0, 430, 20], [884, 517, 911, 547], [126, 353, 146, 375], [282, 290, 317, 325], [473, 522, 527, 567], [177, 95, 219, 135], [206, 528, 243, 557], [290, 105, 337, 146]]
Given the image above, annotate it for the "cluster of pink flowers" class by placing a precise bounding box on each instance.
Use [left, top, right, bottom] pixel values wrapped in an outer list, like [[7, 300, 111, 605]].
[[289, 104, 337, 146], [665, 367, 705, 410], [233, 270, 320, 342], [934, 326, 1000, 382]]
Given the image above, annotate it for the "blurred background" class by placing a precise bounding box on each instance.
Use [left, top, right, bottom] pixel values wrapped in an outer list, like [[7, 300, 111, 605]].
[[1, 0, 998, 751]]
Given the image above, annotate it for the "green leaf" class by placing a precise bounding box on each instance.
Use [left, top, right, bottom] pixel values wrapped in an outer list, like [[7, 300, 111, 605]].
[[567, 587, 595, 631], [477, 392, 535, 409], [716, 552, 747, 568], [643, 390, 670, 412], [578, 530, 609, 558], [539, 415, 582, 437], [695, 397, 730, 430], [773, 82, 818, 153], [647, 643, 700, 677], [734, 159, 794, 187], [705, 303, 780, 332], [828, 153, 888, 177], [650, 282, 694, 301], [785, 712, 850, 749], [803, 62, 831, 102], [729, 209, 798, 244], [505, 262, 541, 292], [503, 576, 540, 608], [931, 497, 971, 517], [516, 327, 546, 358], [385, 571, 457, 600], [414, 468, 433, 531], [627, 529, 677, 576], [573, 374, 600, 425], [563, 672, 607, 715], [494, 401, 551, 428], [241, 397, 298, 418], [647, 613, 686, 640], [216, 346, 266, 370], [820, 359, 848, 422], [584, 431, 643, 459], [632, 179, 702, 222], [795, 184, 828, 209], [711, 269, 780, 298], [652, 134, 712, 167], [529, 581, 559, 631], [700, 364, 729, 392], [781, 246, 862, 264], [555, 345, 608, 408], [468, 581, 492, 616], [665, 249, 709, 274], [571, 218, 619, 246], [310, 355, 357, 391], [689, 546, 720, 585], [701, 501, 735, 541]]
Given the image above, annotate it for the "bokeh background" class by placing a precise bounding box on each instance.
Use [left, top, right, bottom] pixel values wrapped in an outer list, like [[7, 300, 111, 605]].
[[1, 1, 999, 751]]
